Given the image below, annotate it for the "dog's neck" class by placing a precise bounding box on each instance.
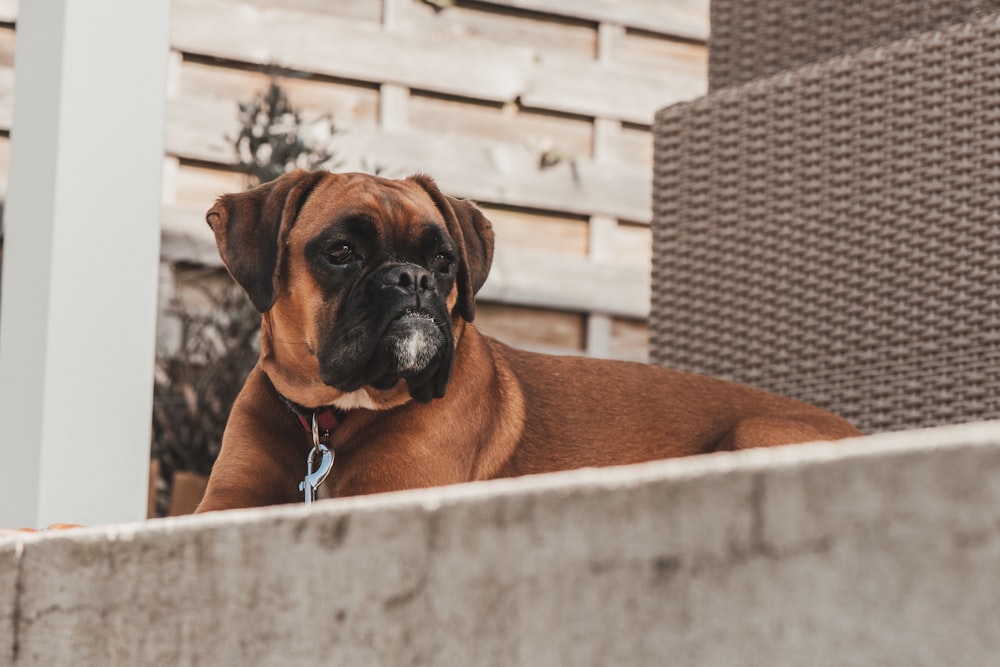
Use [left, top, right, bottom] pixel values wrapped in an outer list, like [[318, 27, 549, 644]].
[[274, 387, 347, 441], [258, 313, 413, 411]]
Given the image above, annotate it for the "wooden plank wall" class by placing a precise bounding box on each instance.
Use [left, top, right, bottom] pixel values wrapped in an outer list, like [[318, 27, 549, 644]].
[[0, 0, 707, 361]]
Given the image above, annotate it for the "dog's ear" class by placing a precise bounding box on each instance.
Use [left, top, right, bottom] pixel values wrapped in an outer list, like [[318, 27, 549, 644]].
[[206, 170, 326, 313], [410, 174, 495, 321]]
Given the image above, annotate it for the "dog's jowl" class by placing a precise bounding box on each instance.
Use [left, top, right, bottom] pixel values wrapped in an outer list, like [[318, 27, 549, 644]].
[[197, 170, 861, 511]]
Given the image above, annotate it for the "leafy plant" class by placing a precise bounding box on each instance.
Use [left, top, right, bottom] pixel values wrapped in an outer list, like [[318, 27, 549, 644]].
[[150, 279, 260, 517], [234, 77, 342, 186]]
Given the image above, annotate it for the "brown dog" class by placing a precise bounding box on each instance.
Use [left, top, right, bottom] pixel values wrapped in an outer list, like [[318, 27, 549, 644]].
[[196, 170, 860, 511]]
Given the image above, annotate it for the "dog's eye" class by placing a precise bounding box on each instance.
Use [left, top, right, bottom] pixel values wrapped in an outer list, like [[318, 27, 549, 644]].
[[430, 252, 454, 274], [326, 243, 355, 265]]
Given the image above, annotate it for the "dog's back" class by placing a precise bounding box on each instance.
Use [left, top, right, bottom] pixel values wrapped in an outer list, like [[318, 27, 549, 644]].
[[483, 331, 861, 476]]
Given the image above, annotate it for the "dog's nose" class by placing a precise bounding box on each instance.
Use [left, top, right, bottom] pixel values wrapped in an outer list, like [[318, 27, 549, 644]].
[[381, 264, 435, 293]]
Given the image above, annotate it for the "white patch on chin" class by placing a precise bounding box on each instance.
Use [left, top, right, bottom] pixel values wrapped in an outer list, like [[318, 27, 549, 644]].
[[332, 389, 382, 411], [393, 324, 437, 372]]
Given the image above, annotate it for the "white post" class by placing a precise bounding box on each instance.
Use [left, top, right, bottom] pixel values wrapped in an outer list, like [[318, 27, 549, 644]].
[[0, 0, 170, 527]]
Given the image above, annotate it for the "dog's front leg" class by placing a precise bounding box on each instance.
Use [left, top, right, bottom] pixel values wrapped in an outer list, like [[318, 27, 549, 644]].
[[196, 437, 305, 512]]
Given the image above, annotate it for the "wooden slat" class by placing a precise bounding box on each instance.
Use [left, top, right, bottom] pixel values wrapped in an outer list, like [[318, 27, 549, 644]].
[[166, 470, 208, 517], [598, 22, 625, 62], [166, 92, 240, 165], [408, 93, 593, 162], [485, 0, 709, 41], [592, 117, 621, 162], [585, 213, 617, 357], [0, 25, 13, 67], [611, 222, 652, 264], [609, 317, 650, 362], [619, 27, 708, 70], [170, 0, 535, 104], [481, 205, 589, 257], [379, 83, 409, 132], [383, 0, 406, 30], [238, 0, 380, 22], [523, 56, 706, 125], [586, 315, 613, 357], [614, 124, 654, 169], [481, 246, 650, 318], [278, 77, 380, 128], [475, 303, 586, 354], [408, 0, 597, 62], [160, 204, 221, 266], [172, 162, 246, 209]]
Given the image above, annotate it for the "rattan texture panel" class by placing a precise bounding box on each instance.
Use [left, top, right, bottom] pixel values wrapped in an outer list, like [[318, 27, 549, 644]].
[[710, 0, 1000, 89], [651, 14, 1000, 434]]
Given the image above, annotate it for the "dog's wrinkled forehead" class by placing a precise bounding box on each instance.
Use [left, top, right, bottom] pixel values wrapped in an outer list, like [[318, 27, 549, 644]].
[[297, 174, 448, 241]]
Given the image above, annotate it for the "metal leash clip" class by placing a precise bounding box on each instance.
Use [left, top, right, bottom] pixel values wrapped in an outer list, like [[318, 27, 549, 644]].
[[299, 413, 334, 505]]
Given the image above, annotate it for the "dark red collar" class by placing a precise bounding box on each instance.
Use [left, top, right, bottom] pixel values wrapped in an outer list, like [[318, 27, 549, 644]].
[[278, 395, 346, 442]]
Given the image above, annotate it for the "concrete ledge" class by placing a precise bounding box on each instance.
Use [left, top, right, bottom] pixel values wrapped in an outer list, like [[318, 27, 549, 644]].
[[4, 421, 1000, 666]]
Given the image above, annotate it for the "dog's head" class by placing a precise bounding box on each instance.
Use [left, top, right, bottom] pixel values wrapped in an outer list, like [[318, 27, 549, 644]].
[[206, 170, 494, 410]]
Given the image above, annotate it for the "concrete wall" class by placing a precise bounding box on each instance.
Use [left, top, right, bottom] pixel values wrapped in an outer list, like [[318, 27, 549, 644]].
[[4, 421, 1000, 666]]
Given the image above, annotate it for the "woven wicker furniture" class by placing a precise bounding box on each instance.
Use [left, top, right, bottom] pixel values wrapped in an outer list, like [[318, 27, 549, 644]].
[[651, 12, 1000, 434], [709, 0, 1000, 89]]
